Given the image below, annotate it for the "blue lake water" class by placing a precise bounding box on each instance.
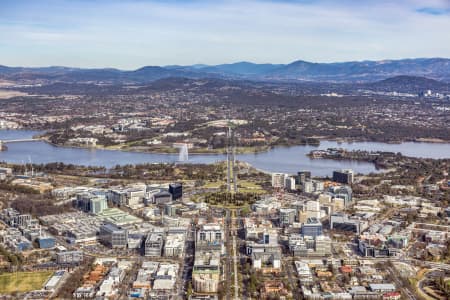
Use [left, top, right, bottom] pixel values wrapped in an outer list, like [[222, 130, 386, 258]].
[[1, 130, 449, 176]]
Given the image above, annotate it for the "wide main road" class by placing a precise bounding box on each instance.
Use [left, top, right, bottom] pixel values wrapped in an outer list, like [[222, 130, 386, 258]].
[[224, 209, 232, 300], [231, 210, 239, 300], [224, 208, 241, 300]]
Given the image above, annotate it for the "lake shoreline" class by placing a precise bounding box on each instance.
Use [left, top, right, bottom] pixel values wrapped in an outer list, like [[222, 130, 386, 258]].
[[2, 129, 450, 176], [38, 136, 450, 155], [3, 128, 450, 154]]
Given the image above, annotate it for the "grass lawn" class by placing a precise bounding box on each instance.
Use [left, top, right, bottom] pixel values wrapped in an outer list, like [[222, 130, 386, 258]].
[[202, 180, 225, 189], [238, 180, 266, 194], [237, 188, 266, 194], [0, 271, 53, 294], [238, 180, 261, 189], [202, 179, 266, 194]]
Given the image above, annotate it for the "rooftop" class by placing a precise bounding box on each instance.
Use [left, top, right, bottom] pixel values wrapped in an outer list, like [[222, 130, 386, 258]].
[[96, 208, 142, 226]]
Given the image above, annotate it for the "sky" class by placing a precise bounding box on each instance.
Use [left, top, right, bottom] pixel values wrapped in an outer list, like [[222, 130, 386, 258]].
[[1, 0, 450, 69]]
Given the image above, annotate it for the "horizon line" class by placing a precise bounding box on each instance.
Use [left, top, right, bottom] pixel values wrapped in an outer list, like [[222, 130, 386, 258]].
[[1, 57, 449, 71]]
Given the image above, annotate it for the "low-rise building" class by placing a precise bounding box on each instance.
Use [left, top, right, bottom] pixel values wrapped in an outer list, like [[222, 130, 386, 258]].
[[44, 270, 66, 291], [164, 233, 185, 258], [288, 234, 332, 257], [56, 250, 84, 265], [369, 284, 396, 293], [330, 213, 367, 234], [196, 224, 224, 253], [153, 191, 173, 205], [151, 263, 178, 294], [358, 239, 397, 258]]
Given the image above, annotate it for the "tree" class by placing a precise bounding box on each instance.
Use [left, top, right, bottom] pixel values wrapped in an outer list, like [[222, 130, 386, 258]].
[[248, 272, 257, 295], [218, 282, 226, 299], [187, 282, 193, 298], [435, 276, 450, 298]]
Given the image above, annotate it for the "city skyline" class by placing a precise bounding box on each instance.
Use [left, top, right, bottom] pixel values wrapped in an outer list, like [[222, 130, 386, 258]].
[[1, 0, 450, 69]]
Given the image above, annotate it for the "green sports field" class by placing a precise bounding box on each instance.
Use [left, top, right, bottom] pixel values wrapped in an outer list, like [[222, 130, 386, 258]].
[[0, 271, 53, 294]]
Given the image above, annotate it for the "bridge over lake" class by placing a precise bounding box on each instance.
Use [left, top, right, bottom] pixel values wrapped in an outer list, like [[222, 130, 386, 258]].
[[0, 138, 41, 150]]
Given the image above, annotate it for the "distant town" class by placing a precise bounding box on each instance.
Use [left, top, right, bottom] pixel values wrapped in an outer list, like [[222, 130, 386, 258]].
[[0, 74, 449, 157]]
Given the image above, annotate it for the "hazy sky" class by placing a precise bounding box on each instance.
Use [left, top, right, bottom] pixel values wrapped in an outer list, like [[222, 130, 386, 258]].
[[1, 0, 450, 69]]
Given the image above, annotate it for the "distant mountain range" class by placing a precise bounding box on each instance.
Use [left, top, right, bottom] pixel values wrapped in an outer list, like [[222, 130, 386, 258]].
[[1, 58, 450, 84], [363, 75, 450, 93]]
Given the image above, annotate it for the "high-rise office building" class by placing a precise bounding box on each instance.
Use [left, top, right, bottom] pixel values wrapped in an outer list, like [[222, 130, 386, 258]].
[[169, 183, 183, 200], [301, 218, 323, 237], [271, 173, 287, 188], [285, 177, 296, 190], [332, 169, 354, 184], [279, 208, 296, 227], [303, 180, 313, 193], [145, 232, 164, 257], [90, 196, 108, 214], [99, 224, 128, 248], [297, 171, 311, 185]]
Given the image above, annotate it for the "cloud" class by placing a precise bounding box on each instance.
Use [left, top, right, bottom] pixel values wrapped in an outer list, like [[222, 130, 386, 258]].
[[416, 7, 450, 15]]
